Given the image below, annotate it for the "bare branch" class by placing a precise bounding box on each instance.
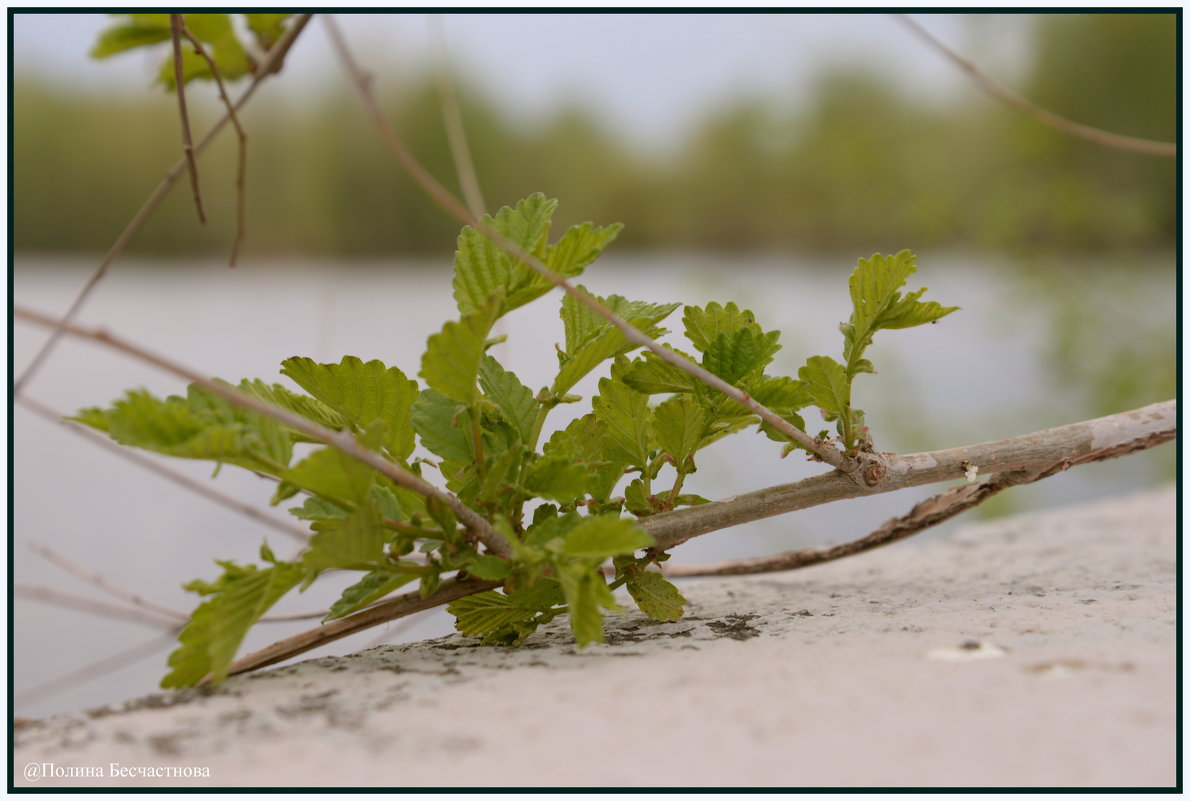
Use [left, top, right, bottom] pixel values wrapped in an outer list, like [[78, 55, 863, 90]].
[[29, 541, 191, 624], [219, 577, 501, 680], [15, 632, 181, 709], [430, 16, 486, 218], [176, 18, 249, 266], [640, 399, 1176, 551], [15, 584, 185, 629], [14, 305, 513, 560], [18, 395, 311, 544], [13, 13, 314, 395], [663, 468, 1037, 578], [321, 16, 852, 475], [896, 14, 1176, 158], [170, 14, 206, 224]]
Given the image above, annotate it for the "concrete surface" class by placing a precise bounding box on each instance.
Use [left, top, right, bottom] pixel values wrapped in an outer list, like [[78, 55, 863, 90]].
[[12, 485, 1177, 788]]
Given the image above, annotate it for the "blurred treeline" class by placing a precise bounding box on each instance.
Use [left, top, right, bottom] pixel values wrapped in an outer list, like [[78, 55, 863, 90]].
[[14, 13, 1176, 261]]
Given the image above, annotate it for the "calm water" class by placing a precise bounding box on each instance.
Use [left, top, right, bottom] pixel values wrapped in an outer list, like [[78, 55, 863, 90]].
[[12, 253, 1176, 716]]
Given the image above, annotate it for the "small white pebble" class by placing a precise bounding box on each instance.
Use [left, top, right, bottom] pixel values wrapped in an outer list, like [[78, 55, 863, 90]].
[[926, 640, 1008, 662]]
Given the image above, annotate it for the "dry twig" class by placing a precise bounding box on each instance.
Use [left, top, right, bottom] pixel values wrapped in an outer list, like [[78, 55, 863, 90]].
[[430, 16, 486, 218], [175, 17, 249, 266], [170, 14, 206, 224], [896, 14, 1176, 158], [13, 13, 313, 395]]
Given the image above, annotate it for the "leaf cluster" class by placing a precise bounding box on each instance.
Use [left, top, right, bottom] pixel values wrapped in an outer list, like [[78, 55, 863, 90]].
[[74, 195, 954, 687], [91, 13, 292, 89]]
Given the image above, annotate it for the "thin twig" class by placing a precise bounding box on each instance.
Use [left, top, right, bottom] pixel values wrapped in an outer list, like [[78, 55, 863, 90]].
[[14, 631, 181, 709], [321, 16, 852, 475], [14, 305, 513, 560], [14, 584, 185, 629], [896, 14, 1176, 158], [13, 13, 313, 396], [224, 399, 1173, 678], [430, 15, 486, 218], [29, 541, 191, 623], [170, 14, 206, 224], [17, 395, 311, 544], [177, 18, 249, 266]]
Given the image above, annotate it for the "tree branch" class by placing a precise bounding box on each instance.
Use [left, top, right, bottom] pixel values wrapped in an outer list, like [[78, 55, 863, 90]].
[[640, 398, 1176, 551], [896, 14, 1176, 158], [176, 17, 249, 266], [13, 305, 514, 560], [321, 16, 852, 475], [221, 399, 1173, 679], [13, 13, 313, 395], [170, 15, 206, 224]]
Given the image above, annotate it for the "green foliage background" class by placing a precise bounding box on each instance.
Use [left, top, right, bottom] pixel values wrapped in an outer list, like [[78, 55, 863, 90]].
[[13, 14, 1175, 260]]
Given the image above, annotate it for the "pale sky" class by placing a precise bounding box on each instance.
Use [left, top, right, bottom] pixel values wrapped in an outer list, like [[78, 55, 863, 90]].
[[11, 12, 1035, 146]]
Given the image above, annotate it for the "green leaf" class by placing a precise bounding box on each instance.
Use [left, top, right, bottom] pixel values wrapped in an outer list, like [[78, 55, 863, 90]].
[[543, 415, 624, 502], [626, 572, 686, 622], [562, 514, 653, 560], [683, 301, 760, 353], [701, 327, 782, 384], [591, 371, 652, 467], [91, 15, 170, 58], [452, 194, 557, 317], [273, 445, 378, 508], [798, 355, 851, 422], [553, 290, 680, 395], [478, 355, 538, 444], [157, 14, 251, 89], [555, 565, 619, 647], [243, 13, 290, 48], [411, 390, 474, 463], [651, 395, 707, 466], [301, 498, 390, 573], [503, 222, 623, 312], [288, 496, 349, 522], [621, 350, 701, 394], [465, 554, 511, 581], [844, 250, 958, 372], [623, 478, 650, 515], [325, 570, 419, 621], [421, 299, 501, 405], [163, 560, 306, 687], [523, 454, 594, 504], [70, 386, 291, 474], [281, 356, 420, 460], [237, 378, 350, 441], [447, 579, 565, 640]]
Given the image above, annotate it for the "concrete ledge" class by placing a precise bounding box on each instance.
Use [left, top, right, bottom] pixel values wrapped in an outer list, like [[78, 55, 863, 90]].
[[14, 486, 1176, 788]]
